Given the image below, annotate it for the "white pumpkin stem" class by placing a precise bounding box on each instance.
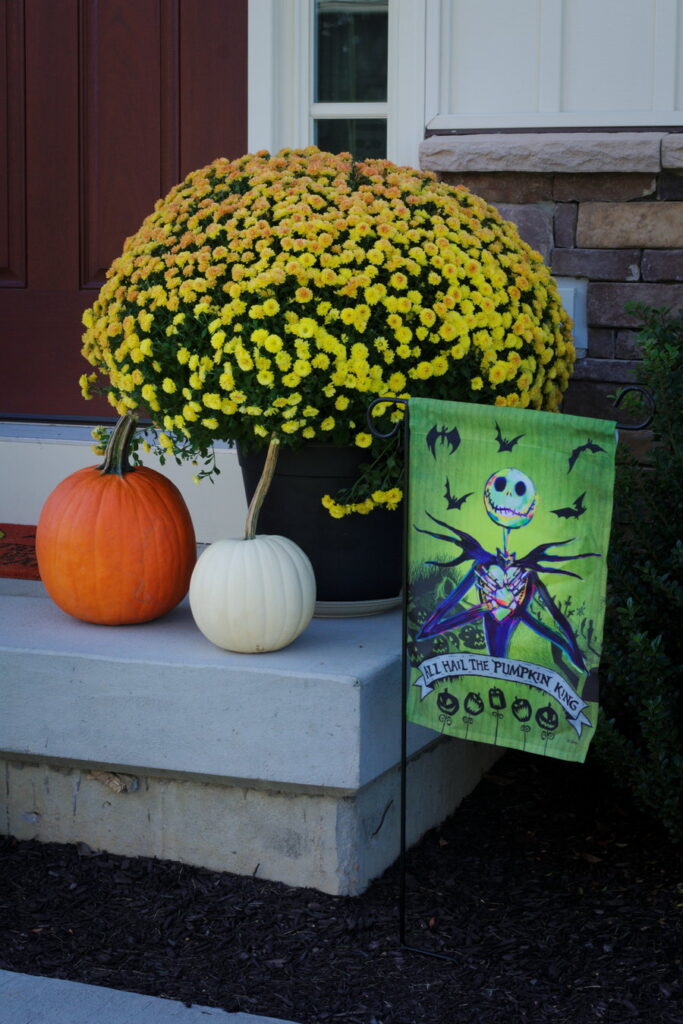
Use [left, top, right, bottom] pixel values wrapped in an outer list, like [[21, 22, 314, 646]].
[[244, 436, 280, 540]]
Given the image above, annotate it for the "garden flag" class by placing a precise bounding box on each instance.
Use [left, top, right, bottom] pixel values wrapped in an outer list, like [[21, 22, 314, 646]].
[[406, 397, 616, 762]]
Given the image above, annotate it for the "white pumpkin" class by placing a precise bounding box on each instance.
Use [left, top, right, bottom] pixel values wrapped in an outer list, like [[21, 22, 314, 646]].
[[189, 534, 315, 653], [189, 437, 316, 653]]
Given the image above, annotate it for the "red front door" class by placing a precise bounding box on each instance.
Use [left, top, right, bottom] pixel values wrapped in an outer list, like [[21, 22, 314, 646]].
[[1, 0, 247, 419]]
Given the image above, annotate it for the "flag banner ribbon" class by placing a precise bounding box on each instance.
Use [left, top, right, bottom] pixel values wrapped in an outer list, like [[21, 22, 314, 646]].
[[406, 398, 616, 762]]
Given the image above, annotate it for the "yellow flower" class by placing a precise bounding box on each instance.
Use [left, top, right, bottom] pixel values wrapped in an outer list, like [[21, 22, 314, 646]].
[[488, 360, 509, 386], [264, 333, 283, 352], [294, 358, 312, 377], [355, 432, 372, 448], [79, 372, 97, 399], [326, 500, 347, 519], [412, 362, 432, 381]]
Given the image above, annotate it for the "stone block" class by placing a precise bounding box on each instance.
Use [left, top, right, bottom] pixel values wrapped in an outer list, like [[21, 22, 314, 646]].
[[618, 429, 656, 463], [587, 283, 683, 326], [587, 329, 615, 359], [562, 379, 622, 421], [420, 133, 664, 175], [577, 202, 683, 248], [551, 248, 640, 281], [439, 172, 553, 204], [661, 134, 683, 170], [553, 174, 656, 202], [554, 204, 577, 248], [494, 203, 554, 262], [641, 250, 683, 282], [615, 330, 644, 359], [570, 357, 639, 383], [657, 171, 683, 200]]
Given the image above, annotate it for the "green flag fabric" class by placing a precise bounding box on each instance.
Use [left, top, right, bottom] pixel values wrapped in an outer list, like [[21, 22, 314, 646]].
[[406, 397, 616, 763]]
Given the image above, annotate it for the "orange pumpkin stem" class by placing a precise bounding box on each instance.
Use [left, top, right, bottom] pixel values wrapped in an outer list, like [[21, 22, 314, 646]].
[[245, 435, 280, 540], [98, 413, 138, 476]]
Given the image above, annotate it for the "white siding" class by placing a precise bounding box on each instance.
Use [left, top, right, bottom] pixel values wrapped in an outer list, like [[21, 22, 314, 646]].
[[447, 0, 542, 115], [561, 0, 660, 113], [429, 0, 683, 129]]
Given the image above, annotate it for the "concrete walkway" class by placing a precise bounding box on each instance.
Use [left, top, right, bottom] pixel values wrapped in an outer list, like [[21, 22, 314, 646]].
[[0, 971, 298, 1024]]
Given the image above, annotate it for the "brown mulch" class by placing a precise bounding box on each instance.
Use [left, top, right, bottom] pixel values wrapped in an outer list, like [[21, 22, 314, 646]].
[[1, 749, 681, 1024]]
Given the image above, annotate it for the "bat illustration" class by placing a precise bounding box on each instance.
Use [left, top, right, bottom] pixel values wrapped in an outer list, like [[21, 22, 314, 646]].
[[444, 478, 473, 510], [426, 424, 461, 458], [495, 421, 525, 452], [568, 439, 606, 473], [551, 492, 587, 519]]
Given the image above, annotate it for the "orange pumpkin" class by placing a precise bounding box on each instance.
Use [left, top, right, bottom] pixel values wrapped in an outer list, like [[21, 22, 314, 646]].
[[36, 414, 196, 625]]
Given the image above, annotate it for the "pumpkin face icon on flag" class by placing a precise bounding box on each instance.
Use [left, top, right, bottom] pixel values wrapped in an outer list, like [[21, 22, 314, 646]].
[[405, 398, 616, 762]]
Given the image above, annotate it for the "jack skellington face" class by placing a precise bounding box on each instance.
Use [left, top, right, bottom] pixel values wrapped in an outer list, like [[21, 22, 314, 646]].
[[483, 468, 537, 530]]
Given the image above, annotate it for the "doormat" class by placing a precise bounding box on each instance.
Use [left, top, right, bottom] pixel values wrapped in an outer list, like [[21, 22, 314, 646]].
[[0, 524, 40, 580]]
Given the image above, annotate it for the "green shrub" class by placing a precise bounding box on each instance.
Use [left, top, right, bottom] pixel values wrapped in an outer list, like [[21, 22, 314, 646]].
[[594, 304, 683, 842]]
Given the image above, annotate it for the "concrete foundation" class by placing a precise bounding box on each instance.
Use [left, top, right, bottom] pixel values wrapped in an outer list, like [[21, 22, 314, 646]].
[[0, 580, 498, 895]]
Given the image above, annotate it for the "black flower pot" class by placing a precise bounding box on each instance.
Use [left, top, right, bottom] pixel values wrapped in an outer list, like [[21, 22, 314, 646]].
[[238, 444, 402, 606]]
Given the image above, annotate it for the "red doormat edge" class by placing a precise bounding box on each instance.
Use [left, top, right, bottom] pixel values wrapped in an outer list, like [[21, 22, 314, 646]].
[[0, 523, 41, 581]]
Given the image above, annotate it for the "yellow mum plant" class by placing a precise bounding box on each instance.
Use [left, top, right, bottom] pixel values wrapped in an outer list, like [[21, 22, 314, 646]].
[[80, 146, 574, 516]]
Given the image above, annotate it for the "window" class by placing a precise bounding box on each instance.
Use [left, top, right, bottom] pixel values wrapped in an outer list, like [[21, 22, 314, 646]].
[[248, 0, 428, 168], [313, 0, 388, 159]]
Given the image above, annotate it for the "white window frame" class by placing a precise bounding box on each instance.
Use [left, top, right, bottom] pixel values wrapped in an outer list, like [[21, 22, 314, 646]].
[[248, 0, 430, 169]]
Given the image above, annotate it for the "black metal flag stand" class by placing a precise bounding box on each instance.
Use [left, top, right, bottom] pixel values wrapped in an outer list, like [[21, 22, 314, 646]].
[[367, 386, 655, 963]]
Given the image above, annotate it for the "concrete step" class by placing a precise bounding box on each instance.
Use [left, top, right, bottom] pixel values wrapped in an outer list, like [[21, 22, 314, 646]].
[[0, 580, 498, 895], [0, 971, 297, 1024]]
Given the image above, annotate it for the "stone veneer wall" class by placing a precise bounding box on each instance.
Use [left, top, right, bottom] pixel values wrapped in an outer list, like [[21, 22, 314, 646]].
[[420, 132, 683, 421]]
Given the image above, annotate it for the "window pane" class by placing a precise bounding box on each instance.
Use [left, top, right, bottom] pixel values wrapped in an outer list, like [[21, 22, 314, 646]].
[[315, 0, 388, 103], [315, 118, 387, 160]]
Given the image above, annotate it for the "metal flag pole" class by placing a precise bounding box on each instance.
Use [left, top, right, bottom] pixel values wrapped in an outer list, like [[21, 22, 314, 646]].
[[367, 396, 458, 961]]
